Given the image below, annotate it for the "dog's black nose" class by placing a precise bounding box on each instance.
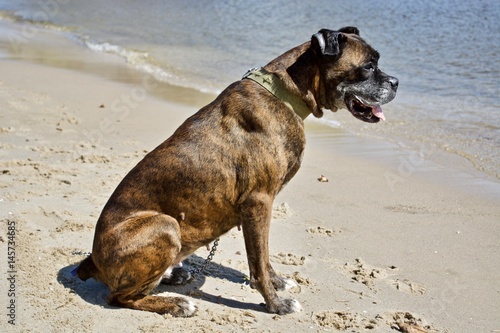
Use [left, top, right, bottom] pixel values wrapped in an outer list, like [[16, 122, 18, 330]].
[[389, 76, 399, 90]]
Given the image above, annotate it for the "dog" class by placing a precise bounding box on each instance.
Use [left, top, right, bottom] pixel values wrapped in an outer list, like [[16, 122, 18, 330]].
[[75, 27, 398, 317]]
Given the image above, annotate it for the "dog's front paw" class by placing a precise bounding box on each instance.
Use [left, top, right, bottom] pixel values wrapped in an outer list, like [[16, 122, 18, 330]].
[[269, 298, 302, 315], [161, 267, 193, 285]]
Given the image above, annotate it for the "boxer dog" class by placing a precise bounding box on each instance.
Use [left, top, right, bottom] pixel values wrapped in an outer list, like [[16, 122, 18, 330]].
[[75, 27, 398, 316]]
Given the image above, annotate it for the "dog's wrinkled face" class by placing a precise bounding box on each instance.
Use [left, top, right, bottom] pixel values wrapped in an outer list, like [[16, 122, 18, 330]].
[[312, 27, 398, 123]]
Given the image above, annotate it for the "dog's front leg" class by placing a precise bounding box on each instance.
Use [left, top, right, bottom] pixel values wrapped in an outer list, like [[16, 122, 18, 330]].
[[241, 192, 301, 315]]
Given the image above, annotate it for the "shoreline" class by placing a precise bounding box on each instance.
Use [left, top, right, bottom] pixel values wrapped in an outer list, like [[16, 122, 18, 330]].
[[1, 17, 498, 183], [0, 24, 499, 333]]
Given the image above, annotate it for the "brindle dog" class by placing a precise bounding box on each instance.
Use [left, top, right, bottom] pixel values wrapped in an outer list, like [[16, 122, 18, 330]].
[[75, 27, 398, 316]]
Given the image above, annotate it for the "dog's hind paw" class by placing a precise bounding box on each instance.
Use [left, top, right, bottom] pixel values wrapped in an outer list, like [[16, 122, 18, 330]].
[[161, 267, 193, 285]]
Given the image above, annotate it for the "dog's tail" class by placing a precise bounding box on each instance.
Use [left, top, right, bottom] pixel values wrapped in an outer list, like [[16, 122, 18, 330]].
[[73, 255, 101, 281]]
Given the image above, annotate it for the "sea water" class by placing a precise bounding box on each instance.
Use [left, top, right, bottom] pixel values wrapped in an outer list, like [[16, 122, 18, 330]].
[[0, 0, 498, 179]]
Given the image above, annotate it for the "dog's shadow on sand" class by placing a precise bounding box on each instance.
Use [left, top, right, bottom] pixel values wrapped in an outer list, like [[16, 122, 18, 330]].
[[57, 254, 266, 313]]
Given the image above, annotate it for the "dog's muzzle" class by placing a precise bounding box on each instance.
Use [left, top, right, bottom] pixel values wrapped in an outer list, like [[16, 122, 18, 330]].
[[344, 76, 398, 123]]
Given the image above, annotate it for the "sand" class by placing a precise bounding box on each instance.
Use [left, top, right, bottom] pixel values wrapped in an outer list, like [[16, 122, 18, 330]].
[[1, 58, 499, 333]]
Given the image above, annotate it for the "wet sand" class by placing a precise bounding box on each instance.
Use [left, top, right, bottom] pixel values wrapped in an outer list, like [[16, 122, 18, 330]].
[[0, 53, 499, 332]]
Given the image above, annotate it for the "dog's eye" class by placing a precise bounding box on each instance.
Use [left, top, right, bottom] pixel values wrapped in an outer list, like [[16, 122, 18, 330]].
[[363, 63, 375, 71]]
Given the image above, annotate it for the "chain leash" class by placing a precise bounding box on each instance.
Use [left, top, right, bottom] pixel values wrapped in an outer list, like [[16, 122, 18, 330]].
[[193, 237, 220, 275]]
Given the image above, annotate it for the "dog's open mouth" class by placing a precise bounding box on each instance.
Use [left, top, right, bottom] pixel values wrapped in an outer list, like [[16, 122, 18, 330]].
[[345, 96, 385, 123]]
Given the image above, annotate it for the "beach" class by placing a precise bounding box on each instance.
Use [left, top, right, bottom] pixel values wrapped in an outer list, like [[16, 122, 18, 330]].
[[1, 2, 500, 331], [1, 56, 499, 332]]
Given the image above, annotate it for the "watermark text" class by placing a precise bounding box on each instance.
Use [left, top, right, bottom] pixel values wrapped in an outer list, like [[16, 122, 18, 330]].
[[6, 220, 17, 325]]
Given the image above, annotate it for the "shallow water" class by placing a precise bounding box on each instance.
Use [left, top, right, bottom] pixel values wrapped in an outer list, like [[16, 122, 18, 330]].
[[0, 0, 499, 179]]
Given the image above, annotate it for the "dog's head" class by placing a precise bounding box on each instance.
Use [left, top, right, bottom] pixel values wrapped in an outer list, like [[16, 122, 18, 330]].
[[311, 27, 398, 122]]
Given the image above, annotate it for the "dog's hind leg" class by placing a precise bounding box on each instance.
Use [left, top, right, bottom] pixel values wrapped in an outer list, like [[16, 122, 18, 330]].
[[95, 212, 197, 317], [241, 193, 301, 315]]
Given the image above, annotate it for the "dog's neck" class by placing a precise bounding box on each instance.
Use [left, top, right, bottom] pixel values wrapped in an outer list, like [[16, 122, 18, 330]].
[[243, 67, 312, 120]]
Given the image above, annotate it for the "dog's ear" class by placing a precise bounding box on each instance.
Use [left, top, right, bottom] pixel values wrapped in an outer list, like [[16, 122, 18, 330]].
[[311, 27, 360, 57], [311, 29, 346, 57], [338, 26, 360, 36]]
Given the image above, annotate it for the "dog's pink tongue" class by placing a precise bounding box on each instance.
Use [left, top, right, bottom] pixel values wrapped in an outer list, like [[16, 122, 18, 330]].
[[372, 106, 385, 121]]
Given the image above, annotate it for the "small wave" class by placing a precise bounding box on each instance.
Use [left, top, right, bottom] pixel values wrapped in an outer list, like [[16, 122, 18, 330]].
[[81, 37, 220, 95], [83, 39, 150, 65], [81, 39, 178, 84], [0, 10, 73, 32], [0, 10, 30, 23]]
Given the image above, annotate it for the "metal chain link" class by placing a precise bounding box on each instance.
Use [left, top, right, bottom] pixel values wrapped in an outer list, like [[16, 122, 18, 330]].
[[193, 238, 220, 275]]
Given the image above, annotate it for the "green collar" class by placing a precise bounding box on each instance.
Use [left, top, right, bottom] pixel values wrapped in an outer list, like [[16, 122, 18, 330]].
[[243, 67, 312, 120]]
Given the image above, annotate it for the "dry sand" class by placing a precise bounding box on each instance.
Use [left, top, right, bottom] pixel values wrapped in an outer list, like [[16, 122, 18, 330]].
[[1, 59, 499, 333]]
